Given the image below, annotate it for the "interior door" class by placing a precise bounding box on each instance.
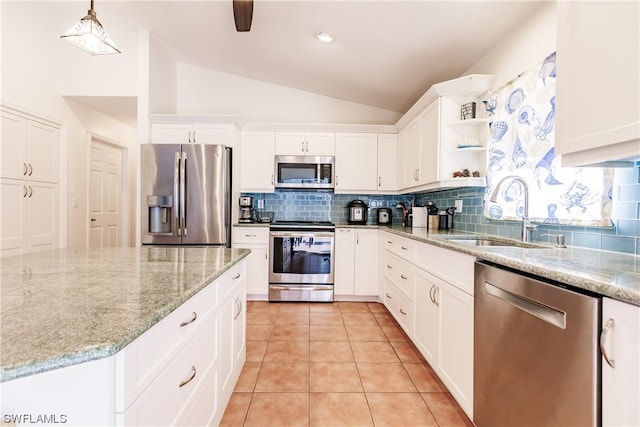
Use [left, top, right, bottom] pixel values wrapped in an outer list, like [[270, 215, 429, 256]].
[[89, 139, 123, 248]]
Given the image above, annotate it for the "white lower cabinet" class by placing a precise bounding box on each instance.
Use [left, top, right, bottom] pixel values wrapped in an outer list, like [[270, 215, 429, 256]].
[[601, 298, 640, 427], [380, 230, 474, 419], [232, 227, 269, 297], [0, 260, 247, 426], [334, 228, 379, 297]]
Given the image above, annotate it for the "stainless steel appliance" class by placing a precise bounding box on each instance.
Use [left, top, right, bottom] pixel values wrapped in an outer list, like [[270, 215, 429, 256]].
[[274, 155, 334, 190], [474, 261, 600, 427], [376, 207, 392, 225], [269, 221, 335, 302], [347, 200, 368, 224], [239, 196, 255, 223], [141, 144, 231, 246]]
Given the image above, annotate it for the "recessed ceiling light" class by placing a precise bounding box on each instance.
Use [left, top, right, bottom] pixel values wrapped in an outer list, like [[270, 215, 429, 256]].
[[316, 31, 333, 43]]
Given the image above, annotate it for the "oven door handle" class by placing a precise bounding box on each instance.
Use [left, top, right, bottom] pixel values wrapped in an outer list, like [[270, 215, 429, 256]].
[[270, 231, 335, 238], [270, 285, 334, 291]]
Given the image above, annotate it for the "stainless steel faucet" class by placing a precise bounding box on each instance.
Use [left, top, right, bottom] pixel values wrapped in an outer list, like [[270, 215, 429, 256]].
[[489, 176, 537, 242]]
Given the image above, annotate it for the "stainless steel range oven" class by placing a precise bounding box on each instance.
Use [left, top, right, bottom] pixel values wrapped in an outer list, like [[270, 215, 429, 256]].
[[269, 221, 335, 302]]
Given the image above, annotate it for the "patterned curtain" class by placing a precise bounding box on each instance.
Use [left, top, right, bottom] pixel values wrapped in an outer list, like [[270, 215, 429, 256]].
[[482, 52, 614, 227]]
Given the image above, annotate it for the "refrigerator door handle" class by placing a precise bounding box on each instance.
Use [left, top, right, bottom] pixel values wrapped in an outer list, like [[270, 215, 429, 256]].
[[174, 152, 181, 236], [180, 151, 187, 236]]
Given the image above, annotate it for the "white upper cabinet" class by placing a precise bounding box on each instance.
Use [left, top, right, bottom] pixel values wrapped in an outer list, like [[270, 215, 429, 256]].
[[555, 1, 640, 166], [1, 109, 59, 183], [275, 131, 335, 156], [399, 100, 439, 190], [377, 134, 397, 192], [335, 133, 378, 192], [151, 123, 234, 145], [239, 131, 275, 192]]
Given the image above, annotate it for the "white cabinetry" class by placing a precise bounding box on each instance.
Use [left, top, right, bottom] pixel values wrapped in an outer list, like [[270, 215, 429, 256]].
[[232, 226, 269, 297], [555, 1, 640, 166], [239, 131, 275, 192], [335, 133, 378, 192], [381, 233, 416, 334], [396, 74, 495, 193], [1, 107, 60, 257], [335, 228, 379, 297], [151, 123, 235, 145], [275, 131, 335, 155], [377, 134, 398, 192], [601, 298, 640, 427]]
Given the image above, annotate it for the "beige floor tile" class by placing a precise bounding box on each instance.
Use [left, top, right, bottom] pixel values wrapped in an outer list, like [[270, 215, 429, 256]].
[[254, 362, 309, 392], [247, 301, 280, 314], [310, 312, 344, 325], [246, 324, 273, 341], [367, 302, 388, 313], [234, 362, 261, 392], [310, 362, 363, 392], [373, 312, 397, 326], [404, 363, 447, 392], [346, 324, 388, 341], [245, 340, 269, 362], [277, 302, 310, 313], [244, 392, 308, 427], [310, 303, 341, 313], [271, 323, 310, 341], [310, 392, 373, 426], [342, 312, 378, 325], [367, 392, 438, 426], [380, 324, 409, 341], [263, 340, 309, 362], [310, 341, 354, 362], [339, 302, 373, 313], [310, 324, 349, 341], [391, 340, 425, 363], [275, 311, 310, 325], [351, 341, 400, 363], [246, 311, 277, 325], [219, 392, 252, 427], [421, 392, 472, 426], [357, 363, 417, 392]]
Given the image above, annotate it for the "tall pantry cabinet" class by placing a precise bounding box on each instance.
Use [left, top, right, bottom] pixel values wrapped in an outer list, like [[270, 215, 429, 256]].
[[1, 106, 60, 257]]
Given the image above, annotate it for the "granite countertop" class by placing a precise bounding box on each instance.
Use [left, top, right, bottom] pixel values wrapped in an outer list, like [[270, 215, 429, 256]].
[[375, 225, 640, 307], [0, 247, 250, 383]]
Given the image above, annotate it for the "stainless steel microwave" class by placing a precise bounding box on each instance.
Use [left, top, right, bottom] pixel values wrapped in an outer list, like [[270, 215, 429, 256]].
[[274, 155, 334, 190]]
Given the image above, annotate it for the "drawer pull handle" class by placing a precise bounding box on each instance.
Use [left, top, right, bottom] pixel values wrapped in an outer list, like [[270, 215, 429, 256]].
[[400, 274, 408, 280], [387, 240, 393, 244], [180, 311, 197, 327], [385, 293, 391, 299], [400, 308, 407, 315], [245, 234, 257, 237], [401, 246, 408, 250], [179, 365, 197, 388], [600, 318, 615, 368], [386, 264, 392, 269], [232, 273, 241, 280]]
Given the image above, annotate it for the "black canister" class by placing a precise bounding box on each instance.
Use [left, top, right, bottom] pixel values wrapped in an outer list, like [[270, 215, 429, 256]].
[[438, 211, 449, 230]]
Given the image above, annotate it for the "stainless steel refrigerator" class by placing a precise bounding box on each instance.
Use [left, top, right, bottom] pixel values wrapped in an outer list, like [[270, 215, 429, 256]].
[[141, 144, 231, 246]]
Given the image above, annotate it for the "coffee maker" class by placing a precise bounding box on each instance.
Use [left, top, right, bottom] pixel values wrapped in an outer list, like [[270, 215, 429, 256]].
[[239, 196, 256, 223]]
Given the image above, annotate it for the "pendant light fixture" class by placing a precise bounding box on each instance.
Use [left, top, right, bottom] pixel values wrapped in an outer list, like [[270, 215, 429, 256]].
[[60, 0, 121, 55]]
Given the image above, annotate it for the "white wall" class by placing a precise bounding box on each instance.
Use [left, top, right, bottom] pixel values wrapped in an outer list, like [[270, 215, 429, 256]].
[[176, 63, 402, 125], [149, 36, 177, 114], [463, 2, 557, 89], [1, 2, 139, 249]]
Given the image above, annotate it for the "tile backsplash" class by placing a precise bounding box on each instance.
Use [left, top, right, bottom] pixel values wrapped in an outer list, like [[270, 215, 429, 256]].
[[243, 167, 640, 255]]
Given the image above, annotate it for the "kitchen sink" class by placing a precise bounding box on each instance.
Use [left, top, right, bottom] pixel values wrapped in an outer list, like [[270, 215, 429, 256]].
[[440, 236, 549, 249]]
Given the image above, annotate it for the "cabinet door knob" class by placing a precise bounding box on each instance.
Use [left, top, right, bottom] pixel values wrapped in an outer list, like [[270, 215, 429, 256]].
[[400, 274, 408, 280], [385, 293, 391, 299], [400, 308, 407, 315]]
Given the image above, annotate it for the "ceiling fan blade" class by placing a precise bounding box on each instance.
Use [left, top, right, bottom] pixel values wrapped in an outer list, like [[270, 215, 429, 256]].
[[233, 0, 253, 32]]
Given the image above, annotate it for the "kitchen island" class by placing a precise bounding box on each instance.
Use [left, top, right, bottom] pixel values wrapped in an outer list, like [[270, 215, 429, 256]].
[[0, 246, 249, 426]]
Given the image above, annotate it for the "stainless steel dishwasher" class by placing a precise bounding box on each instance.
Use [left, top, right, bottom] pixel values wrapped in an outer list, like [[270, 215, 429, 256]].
[[474, 261, 601, 427]]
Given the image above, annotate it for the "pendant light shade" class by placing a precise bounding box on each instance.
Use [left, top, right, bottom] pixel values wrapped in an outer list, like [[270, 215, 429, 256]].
[[60, 0, 120, 55]]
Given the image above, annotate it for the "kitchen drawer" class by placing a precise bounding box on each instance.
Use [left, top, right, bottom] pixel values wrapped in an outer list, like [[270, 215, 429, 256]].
[[383, 279, 413, 336], [414, 242, 475, 295], [119, 312, 219, 426], [115, 281, 219, 412], [218, 260, 246, 303], [382, 233, 416, 261], [383, 251, 415, 300], [232, 227, 269, 244]]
